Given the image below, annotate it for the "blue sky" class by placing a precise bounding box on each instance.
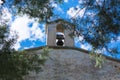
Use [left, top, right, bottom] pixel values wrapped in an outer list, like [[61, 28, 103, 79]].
[[0, 0, 120, 59], [5, 0, 85, 50]]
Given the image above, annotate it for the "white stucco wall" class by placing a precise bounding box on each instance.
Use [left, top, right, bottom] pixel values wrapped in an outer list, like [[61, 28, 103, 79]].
[[46, 20, 74, 47], [46, 23, 56, 46]]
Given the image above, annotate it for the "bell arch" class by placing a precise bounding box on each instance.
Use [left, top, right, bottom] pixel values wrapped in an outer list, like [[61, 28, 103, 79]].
[[56, 24, 64, 33]]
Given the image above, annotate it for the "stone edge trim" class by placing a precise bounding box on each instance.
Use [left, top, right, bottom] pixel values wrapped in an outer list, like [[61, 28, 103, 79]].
[[25, 46, 120, 63]]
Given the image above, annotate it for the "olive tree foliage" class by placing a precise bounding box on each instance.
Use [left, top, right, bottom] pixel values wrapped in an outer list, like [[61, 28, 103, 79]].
[[0, 26, 49, 80], [0, 1, 52, 80], [6, 0, 62, 22], [0, 25, 49, 80], [72, 0, 120, 54]]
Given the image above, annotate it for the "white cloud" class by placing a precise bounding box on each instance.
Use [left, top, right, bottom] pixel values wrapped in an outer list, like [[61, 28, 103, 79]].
[[117, 36, 120, 40], [24, 45, 34, 50], [75, 36, 91, 50], [29, 22, 45, 41], [10, 15, 45, 50], [74, 37, 79, 44], [78, 0, 83, 4], [52, 2, 64, 13], [52, 3, 58, 8], [13, 42, 21, 50], [78, 35, 84, 41], [57, 6, 64, 13], [81, 43, 92, 50], [74, 36, 84, 45], [55, 5, 64, 13], [0, 8, 12, 25], [67, 7, 85, 18], [64, 0, 68, 3], [0, 0, 3, 5], [11, 15, 32, 42]]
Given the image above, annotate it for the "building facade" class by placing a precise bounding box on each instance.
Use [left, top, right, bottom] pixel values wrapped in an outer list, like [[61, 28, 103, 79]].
[[25, 46, 120, 80]]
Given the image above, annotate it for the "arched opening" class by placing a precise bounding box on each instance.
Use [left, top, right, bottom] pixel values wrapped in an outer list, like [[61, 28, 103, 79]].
[[56, 24, 65, 46], [56, 24, 64, 33]]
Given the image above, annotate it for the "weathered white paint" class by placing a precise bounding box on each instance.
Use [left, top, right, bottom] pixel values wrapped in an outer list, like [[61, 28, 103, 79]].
[[46, 20, 74, 47]]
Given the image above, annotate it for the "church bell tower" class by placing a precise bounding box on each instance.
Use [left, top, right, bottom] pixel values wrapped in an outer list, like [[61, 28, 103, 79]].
[[46, 19, 75, 47]]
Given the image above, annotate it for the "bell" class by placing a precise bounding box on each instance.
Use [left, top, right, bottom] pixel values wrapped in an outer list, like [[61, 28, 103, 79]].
[[56, 32, 65, 46]]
